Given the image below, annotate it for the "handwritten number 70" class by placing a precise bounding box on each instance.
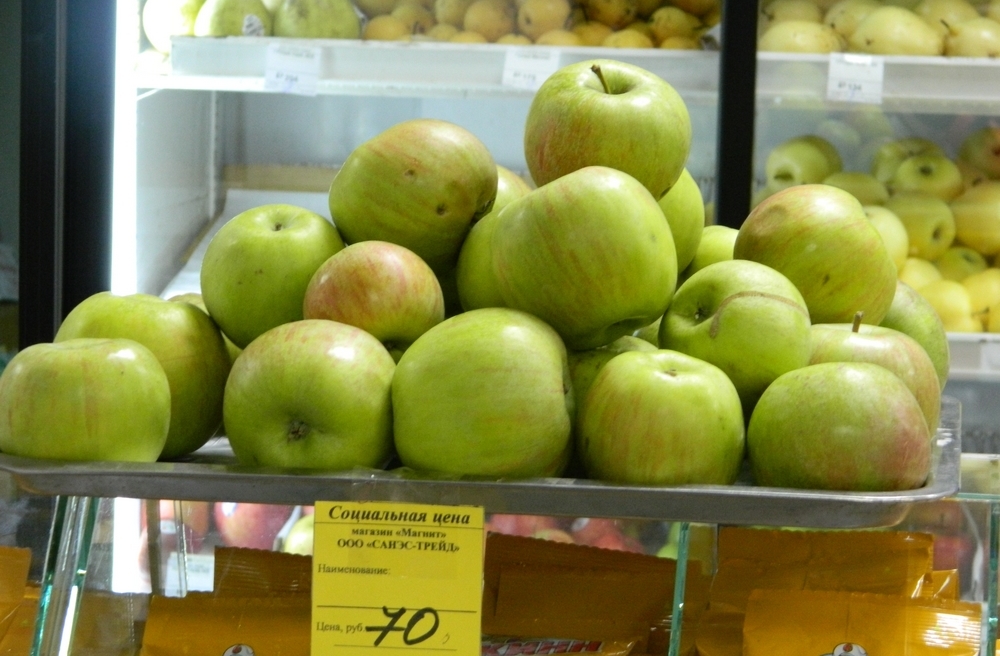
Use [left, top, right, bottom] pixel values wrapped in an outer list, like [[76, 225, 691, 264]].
[[365, 607, 440, 646]]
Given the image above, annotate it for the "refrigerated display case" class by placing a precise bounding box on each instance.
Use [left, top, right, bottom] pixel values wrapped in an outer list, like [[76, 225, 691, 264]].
[[10, 0, 1000, 653]]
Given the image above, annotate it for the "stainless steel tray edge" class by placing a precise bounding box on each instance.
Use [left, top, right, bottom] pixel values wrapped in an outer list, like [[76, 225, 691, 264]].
[[0, 397, 962, 529]]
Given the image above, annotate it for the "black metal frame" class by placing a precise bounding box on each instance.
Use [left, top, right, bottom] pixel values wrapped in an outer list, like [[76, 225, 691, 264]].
[[19, 0, 114, 348]]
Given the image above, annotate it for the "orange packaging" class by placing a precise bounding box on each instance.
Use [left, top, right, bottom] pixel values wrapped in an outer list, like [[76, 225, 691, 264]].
[[481, 636, 637, 655], [743, 589, 981, 656], [0, 547, 30, 644], [212, 547, 311, 596], [0, 587, 39, 656]]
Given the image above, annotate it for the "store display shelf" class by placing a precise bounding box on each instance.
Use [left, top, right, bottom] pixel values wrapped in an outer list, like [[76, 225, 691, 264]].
[[135, 37, 720, 101], [757, 53, 1000, 115], [0, 398, 961, 529], [947, 333, 1000, 381]]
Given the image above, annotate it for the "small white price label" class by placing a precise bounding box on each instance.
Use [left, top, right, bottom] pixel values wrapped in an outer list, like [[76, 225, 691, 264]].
[[826, 53, 885, 105], [264, 43, 321, 96], [502, 48, 560, 91], [980, 342, 1000, 372]]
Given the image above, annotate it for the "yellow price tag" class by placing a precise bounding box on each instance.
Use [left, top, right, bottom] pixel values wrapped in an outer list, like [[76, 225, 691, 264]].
[[311, 501, 484, 655]]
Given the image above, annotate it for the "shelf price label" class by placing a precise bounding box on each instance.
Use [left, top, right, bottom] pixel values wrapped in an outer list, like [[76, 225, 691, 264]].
[[311, 501, 484, 655], [827, 53, 885, 105], [264, 43, 322, 96], [502, 48, 560, 91]]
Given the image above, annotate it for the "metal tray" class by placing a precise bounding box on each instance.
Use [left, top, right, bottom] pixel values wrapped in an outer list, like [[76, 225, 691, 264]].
[[0, 397, 961, 529]]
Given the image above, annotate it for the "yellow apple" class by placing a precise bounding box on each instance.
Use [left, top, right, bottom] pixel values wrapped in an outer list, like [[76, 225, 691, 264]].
[[760, 0, 823, 34], [988, 300, 1000, 332], [824, 171, 889, 205], [951, 181, 1000, 257], [918, 280, 978, 332], [582, 0, 638, 29], [434, 0, 474, 24], [660, 35, 700, 48], [449, 28, 489, 40], [427, 22, 460, 37], [601, 28, 654, 46], [392, 2, 436, 33], [865, 205, 909, 271], [962, 268, 1000, 326], [934, 246, 987, 281], [915, 0, 980, 38], [495, 31, 531, 42], [945, 17, 1000, 57], [758, 20, 845, 52], [573, 20, 613, 43], [535, 28, 583, 43], [363, 14, 413, 37], [884, 192, 956, 261], [899, 257, 942, 290], [464, 0, 515, 40], [650, 6, 700, 42], [517, 0, 571, 39], [849, 6, 944, 55], [824, 0, 880, 40]]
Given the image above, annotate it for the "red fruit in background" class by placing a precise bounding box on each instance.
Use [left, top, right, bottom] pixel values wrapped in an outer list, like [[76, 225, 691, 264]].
[[570, 517, 622, 546], [591, 530, 645, 554], [486, 514, 562, 537], [532, 528, 576, 544], [213, 502, 294, 550], [933, 534, 976, 572], [301, 505, 315, 516], [140, 500, 211, 553]]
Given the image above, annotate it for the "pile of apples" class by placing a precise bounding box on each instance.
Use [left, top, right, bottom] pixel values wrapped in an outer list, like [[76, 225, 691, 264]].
[[141, 0, 718, 51], [757, 125, 1000, 332], [758, 0, 1000, 57], [0, 58, 949, 496]]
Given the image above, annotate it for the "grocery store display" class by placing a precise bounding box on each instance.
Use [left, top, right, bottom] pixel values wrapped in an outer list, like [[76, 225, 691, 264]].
[[578, 349, 745, 485], [523, 59, 692, 200], [302, 241, 445, 362], [392, 307, 573, 478], [660, 259, 812, 412], [223, 319, 395, 469], [0, 339, 170, 462], [273, 0, 362, 38], [736, 184, 898, 325], [200, 204, 345, 349], [492, 165, 677, 350], [747, 362, 932, 491]]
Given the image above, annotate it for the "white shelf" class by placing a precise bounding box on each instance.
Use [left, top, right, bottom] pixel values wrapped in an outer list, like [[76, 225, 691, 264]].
[[135, 37, 720, 101], [757, 53, 1000, 116], [948, 333, 1000, 381]]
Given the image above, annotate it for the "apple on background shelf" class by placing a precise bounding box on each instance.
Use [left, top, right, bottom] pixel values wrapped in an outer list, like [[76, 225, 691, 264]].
[[281, 513, 315, 556], [273, 0, 361, 39], [194, 0, 273, 36], [142, 0, 206, 53], [764, 135, 842, 194], [214, 502, 296, 551], [223, 319, 396, 471], [884, 192, 956, 262], [0, 339, 171, 463]]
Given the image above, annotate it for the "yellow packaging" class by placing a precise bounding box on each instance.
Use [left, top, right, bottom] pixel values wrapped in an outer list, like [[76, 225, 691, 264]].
[[0, 547, 30, 643], [743, 589, 980, 656], [139, 593, 310, 656]]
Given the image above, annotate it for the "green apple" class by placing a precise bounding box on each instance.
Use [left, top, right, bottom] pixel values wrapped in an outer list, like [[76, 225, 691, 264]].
[[578, 349, 745, 485], [194, 0, 273, 35], [864, 205, 908, 272], [633, 317, 661, 346], [680, 224, 738, 282], [809, 316, 942, 432], [959, 127, 1000, 179], [951, 181, 1000, 256], [492, 166, 677, 350], [934, 246, 987, 281], [881, 276, 952, 390], [848, 6, 944, 55], [142, 0, 206, 53], [944, 17, 1000, 56], [567, 335, 657, 421], [224, 320, 395, 470], [328, 119, 497, 274], [55, 292, 231, 459], [757, 20, 845, 53], [0, 338, 170, 462], [823, 171, 888, 206], [168, 292, 242, 365], [302, 241, 444, 362], [883, 192, 956, 261], [871, 138, 946, 184], [765, 135, 842, 192], [734, 184, 897, 325], [455, 165, 532, 312], [824, 0, 880, 39], [200, 204, 345, 349], [659, 259, 812, 412], [888, 154, 964, 202], [274, 0, 361, 38], [658, 168, 704, 272], [281, 513, 314, 555], [898, 257, 942, 290], [392, 308, 574, 478], [523, 59, 692, 200], [916, 0, 980, 37], [748, 362, 932, 491]]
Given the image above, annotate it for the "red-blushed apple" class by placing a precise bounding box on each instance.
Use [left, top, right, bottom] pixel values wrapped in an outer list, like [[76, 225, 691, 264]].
[[493, 166, 677, 350], [659, 259, 812, 413], [932, 534, 976, 573], [486, 514, 563, 537], [591, 531, 645, 553], [567, 335, 657, 423], [523, 59, 692, 200], [56, 292, 232, 459], [213, 502, 295, 551], [223, 320, 395, 470], [328, 118, 497, 275], [734, 183, 897, 325], [809, 313, 941, 433], [578, 349, 745, 486], [880, 280, 950, 389], [392, 308, 574, 478], [141, 500, 211, 554], [200, 204, 346, 349], [532, 529, 576, 544], [0, 339, 170, 462], [747, 362, 932, 491], [455, 165, 533, 312], [658, 168, 705, 272], [302, 241, 444, 362], [570, 517, 624, 546]]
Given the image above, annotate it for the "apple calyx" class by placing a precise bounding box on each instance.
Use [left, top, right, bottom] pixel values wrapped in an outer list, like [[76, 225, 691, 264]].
[[590, 64, 612, 95], [287, 419, 311, 443], [852, 311, 864, 333], [709, 291, 808, 339]]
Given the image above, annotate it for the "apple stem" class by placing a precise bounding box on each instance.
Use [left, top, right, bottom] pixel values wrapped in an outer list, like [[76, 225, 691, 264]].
[[590, 64, 611, 95], [852, 311, 864, 333]]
